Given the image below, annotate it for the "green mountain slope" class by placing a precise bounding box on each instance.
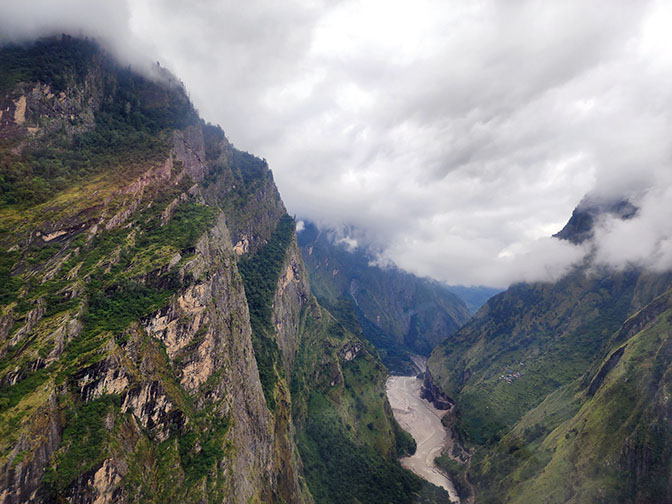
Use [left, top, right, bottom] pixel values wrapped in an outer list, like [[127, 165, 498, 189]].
[[0, 37, 446, 504], [427, 203, 672, 503], [467, 288, 672, 503], [298, 221, 471, 372]]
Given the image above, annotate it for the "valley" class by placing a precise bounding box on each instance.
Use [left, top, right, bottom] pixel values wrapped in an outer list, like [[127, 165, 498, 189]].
[[1, 25, 671, 504]]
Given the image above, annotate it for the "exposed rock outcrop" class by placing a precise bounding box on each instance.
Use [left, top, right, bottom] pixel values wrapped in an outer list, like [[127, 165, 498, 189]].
[[272, 238, 310, 377], [587, 345, 626, 397], [338, 340, 363, 362], [0, 393, 63, 504], [421, 367, 454, 410]]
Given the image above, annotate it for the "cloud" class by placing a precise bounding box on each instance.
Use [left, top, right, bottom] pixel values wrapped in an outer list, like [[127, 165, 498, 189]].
[[2, 0, 671, 287], [592, 177, 672, 273]]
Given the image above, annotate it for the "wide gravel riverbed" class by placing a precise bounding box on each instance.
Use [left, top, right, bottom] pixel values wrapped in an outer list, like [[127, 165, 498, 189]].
[[386, 375, 459, 503]]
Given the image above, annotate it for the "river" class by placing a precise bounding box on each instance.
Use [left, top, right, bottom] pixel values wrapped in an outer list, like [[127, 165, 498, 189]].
[[386, 375, 460, 503]]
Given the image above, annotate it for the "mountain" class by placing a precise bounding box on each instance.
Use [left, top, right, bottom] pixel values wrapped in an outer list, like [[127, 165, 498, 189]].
[[553, 198, 637, 245], [427, 200, 672, 502], [297, 221, 472, 373], [0, 36, 450, 504]]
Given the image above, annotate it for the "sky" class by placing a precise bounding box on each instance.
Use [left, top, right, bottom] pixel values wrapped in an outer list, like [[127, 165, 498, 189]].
[[2, 0, 672, 287]]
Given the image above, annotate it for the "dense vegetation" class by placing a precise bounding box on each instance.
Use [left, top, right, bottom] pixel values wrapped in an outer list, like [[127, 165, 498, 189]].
[[0, 35, 96, 93], [238, 214, 295, 410], [0, 248, 22, 306], [298, 393, 423, 504], [0, 36, 198, 207], [42, 394, 121, 493], [434, 453, 471, 501]]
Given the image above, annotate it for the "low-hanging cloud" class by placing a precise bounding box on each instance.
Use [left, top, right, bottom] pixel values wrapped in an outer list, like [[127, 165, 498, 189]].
[[2, 0, 672, 288]]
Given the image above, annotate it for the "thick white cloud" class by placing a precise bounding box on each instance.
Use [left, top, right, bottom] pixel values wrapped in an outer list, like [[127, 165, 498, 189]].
[[592, 176, 672, 273], [2, 0, 672, 287]]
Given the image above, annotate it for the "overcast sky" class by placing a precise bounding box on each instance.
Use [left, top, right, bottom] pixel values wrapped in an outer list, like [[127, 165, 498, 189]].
[[2, 0, 672, 287]]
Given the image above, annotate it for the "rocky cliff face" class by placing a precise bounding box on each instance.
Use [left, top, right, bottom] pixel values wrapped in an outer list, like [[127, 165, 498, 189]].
[[273, 239, 311, 378], [0, 36, 424, 504], [420, 368, 453, 410]]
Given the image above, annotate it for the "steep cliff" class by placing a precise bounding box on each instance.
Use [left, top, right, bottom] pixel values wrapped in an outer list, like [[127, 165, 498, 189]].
[[0, 36, 427, 504]]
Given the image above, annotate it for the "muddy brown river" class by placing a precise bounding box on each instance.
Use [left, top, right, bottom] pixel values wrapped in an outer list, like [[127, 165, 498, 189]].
[[386, 375, 459, 503]]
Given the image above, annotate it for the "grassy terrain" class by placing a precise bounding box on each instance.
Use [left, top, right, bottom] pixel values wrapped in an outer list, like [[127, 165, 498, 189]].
[[429, 268, 650, 445], [429, 266, 672, 502], [472, 296, 672, 503]]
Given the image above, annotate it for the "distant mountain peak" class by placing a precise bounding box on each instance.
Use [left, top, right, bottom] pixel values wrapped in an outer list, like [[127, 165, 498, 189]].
[[554, 197, 637, 244]]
